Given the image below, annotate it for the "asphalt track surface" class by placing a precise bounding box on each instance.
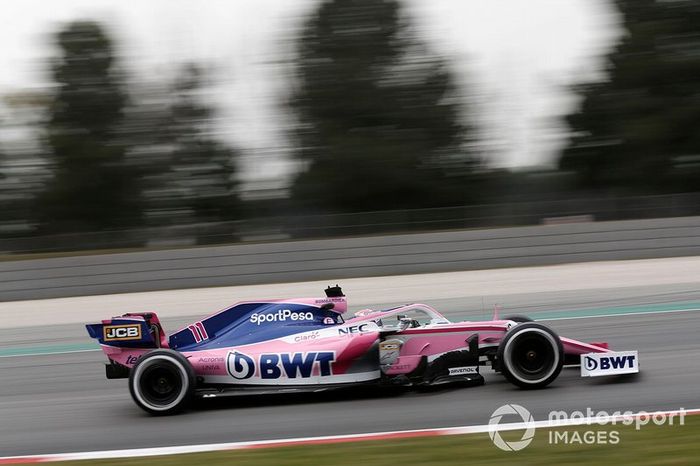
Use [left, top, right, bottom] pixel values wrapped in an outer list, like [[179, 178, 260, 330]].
[[2, 285, 700, 456]]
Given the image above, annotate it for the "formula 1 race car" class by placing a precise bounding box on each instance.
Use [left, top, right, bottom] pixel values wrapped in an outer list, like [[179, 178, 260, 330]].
[[86, 286, 639, 415]]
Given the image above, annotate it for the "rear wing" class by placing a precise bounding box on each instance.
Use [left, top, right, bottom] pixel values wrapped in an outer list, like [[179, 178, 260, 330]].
[[85, 312, 167, 349]]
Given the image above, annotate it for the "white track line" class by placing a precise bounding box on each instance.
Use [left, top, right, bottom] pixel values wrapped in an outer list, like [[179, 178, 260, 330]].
[[2, 408, 698, 463]]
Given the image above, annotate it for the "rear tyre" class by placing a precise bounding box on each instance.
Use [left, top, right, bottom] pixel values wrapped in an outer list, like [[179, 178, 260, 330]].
[[497, 322, 563, 389], [129, 349, 195, 415]]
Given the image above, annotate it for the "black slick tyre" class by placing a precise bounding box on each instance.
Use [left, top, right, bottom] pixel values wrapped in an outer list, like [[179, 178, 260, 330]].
[[497, 322, 563, 389], [128, 349, 195, 415]]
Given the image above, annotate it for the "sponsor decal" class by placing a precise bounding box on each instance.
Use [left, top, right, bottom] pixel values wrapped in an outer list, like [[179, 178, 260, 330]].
[[294, 331, 320, 343], [314, 297, 345, 304], [379, 341, 401, 351], [379, 339, 403, 372], [323, 317, 335, 325], [198, 357, 224, 363], [388, 363, 412, 371], [448, 366, 477, 376], [188, 322, 209, 343], [227, 351, 335, 380], [228, 352, 255, 379], [581, 351, 638, 377], [103, 324, 141, 341], [250, 310, 315, 325], [125, 355, 141, 365], [338, 324, 370, 335]]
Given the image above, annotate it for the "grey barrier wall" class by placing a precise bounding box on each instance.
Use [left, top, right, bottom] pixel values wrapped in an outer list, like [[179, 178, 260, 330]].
[[1, 216, 700, 302]]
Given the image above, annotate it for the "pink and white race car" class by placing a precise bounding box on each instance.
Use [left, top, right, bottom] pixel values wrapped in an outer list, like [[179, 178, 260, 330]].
[[86, 286, 639, 415]]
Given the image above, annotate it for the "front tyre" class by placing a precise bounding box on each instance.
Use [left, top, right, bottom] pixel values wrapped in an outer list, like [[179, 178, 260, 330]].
[[497, 322, 563, 389], [129, 349, 195, 415]]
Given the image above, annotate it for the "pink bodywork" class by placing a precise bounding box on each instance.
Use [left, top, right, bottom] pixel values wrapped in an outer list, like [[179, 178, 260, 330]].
[[345, 305, 611, 375], [99, 301, 612, 384]]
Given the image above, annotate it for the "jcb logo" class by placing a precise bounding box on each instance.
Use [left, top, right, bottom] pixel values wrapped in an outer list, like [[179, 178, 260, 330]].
[[104, 325, 141, 341]]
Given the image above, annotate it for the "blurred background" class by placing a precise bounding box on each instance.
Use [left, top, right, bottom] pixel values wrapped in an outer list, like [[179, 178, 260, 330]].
[[2, 3, 700, 460], [1, 0, 699, 254]]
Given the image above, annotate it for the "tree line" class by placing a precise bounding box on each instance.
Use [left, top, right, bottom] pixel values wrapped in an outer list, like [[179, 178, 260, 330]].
[[1, 0, 699, 244]]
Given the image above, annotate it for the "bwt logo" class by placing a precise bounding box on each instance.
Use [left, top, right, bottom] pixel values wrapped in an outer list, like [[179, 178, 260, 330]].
[[584, 354, 636, 371], [227, 351, 335, 380], [103, 324, 141, 341]]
